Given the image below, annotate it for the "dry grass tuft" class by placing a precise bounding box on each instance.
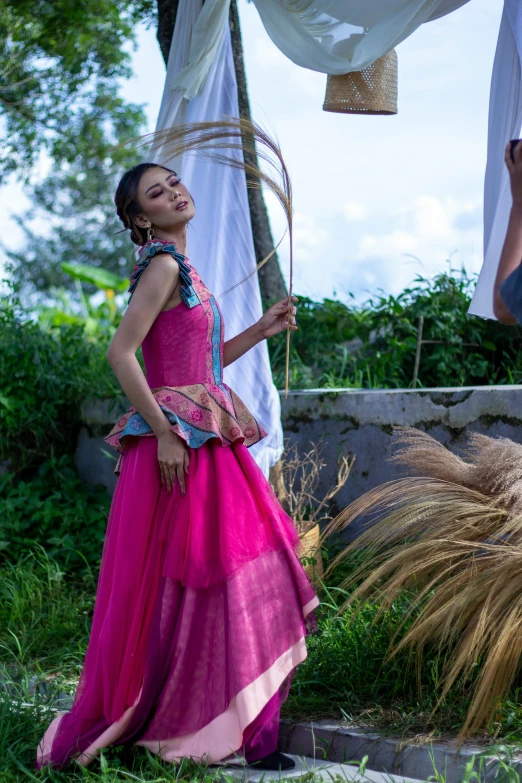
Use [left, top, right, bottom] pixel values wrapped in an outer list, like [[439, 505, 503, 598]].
[[277, 437, 354, 536], [322, 426, 522, 739]]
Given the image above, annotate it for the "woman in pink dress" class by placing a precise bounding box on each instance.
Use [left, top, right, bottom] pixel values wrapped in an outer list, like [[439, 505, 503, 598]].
[[35, 162, 319, 771]]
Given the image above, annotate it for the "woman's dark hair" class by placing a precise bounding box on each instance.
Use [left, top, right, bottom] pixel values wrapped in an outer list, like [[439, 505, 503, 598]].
[[114, 162, 176, 246]]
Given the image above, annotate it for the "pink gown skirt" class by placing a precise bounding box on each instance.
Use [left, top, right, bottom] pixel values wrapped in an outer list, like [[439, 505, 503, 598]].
[[35, 436, 319, 769]]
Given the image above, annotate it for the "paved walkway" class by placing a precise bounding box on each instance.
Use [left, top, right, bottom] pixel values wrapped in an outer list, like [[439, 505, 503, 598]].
[[218, 754, 425, 783]]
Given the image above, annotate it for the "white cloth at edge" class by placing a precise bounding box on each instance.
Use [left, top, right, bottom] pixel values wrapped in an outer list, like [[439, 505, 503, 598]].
[[153, 0, 284, 478], [250, 0, 471, 75], [469, 1, 522, 319], [166, 0, 471, 109], [167, 0, 232, 100]]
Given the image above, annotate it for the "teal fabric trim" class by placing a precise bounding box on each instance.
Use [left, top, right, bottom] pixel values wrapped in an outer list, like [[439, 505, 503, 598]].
[[120, 406, 219, 449], [209, 296, 222, 383], [128, 240, 201, 308]]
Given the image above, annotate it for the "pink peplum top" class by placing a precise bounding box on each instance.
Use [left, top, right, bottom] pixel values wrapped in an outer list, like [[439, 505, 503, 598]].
[[104, 239, 267, 474]]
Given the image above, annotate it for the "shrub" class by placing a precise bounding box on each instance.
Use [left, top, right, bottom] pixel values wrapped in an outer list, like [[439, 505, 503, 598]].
[[0, 291, 123, 474], [270, 267, 522, 389], [0, 455, 110, 576]]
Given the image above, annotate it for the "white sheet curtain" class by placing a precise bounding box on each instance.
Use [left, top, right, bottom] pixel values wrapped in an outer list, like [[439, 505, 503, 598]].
[[164, 0, 471, 106], [154, 0, 284, 478], [250, 0, 471, 75], [469, 0, 522, 319]]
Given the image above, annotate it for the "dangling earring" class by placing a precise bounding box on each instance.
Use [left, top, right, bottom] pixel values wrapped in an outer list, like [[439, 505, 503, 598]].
[[145, 222, 154, 243]]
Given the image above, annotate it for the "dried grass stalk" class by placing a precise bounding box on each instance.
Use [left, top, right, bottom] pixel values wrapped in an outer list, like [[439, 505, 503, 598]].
[[121, 117, 294, 394], [322, 426, 522, 739], [280, 437, 354, 536]]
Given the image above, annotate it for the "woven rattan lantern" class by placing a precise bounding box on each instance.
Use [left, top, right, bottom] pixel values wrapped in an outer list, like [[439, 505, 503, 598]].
[[323, 49, 398, 115]]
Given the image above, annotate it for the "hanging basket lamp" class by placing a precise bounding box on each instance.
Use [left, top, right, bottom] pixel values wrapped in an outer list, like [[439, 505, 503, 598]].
[[323, 49, 398, 115]]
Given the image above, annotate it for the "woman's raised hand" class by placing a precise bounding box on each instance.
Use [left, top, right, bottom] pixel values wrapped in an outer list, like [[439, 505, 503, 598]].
[[157, 429, 190, 495], [256, 295, 298, 339]]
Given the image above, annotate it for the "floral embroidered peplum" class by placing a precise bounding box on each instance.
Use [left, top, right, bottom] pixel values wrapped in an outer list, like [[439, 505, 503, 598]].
[[104, 239, 267, 474]]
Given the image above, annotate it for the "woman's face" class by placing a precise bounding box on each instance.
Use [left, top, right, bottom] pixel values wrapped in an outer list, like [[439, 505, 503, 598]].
[[136, 167, 195, 233]]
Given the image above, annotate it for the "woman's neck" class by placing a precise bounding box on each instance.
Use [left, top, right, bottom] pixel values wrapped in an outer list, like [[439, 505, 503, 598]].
[[152, 225, 188, 256]]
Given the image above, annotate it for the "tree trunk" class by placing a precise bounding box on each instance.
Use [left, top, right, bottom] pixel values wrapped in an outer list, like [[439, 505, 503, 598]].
[[228, 0, 287, 304], [155, 0, 288, 305], [156, 0, 179, 63]]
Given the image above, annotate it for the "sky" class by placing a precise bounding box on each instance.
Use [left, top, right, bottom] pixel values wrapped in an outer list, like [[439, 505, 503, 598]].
[[1, 0, 503, 304]]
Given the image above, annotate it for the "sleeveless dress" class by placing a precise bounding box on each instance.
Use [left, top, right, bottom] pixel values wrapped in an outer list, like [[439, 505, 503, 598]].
[[35, 239, 319, 770]]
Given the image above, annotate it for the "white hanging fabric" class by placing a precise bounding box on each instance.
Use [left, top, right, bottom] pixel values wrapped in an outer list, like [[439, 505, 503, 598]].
[[469, 0, 522, 319], [164, 0, 232, 101], [250, 0, 471, 75], [160, 0, 471, 111], [154, 0, 284, 478]]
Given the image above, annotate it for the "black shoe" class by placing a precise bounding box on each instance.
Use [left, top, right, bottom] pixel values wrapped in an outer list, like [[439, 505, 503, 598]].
[[247, 751, 296, 770]]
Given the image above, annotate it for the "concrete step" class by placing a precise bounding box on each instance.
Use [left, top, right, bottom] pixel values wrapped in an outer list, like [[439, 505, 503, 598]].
[[278, 721, 522, 783], [220, 754, 424, 783]]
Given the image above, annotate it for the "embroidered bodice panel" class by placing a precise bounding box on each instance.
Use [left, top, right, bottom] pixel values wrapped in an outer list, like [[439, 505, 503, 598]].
[[135, 243, 224, 389]]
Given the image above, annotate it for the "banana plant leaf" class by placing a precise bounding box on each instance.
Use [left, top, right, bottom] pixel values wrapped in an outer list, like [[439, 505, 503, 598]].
[[61, 262, 129, 292]]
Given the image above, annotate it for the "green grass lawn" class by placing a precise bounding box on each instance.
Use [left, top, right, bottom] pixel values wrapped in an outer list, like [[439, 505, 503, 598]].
[[3, 547, 522, 781]]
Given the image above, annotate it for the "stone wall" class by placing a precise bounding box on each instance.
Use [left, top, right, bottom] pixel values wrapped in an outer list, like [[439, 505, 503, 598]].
[[76, 386, 522, 538], [280, 386, 522, 538], [75, 399, 124, 496]]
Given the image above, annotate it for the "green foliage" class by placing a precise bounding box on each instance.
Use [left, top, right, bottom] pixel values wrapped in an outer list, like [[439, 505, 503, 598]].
[[0, 288, 123, 473], [286, 593, 427, 714], [284, 556, 495, 737], [31, 262, 129, 335], [284, 595, 505, 738], [0, 0, 154, 181], [0, 547, 96, 668], [283, 550, 522, 740], [0, 544, 246, 783], [1, 0, 152, 296], [0, 458, 110, 577], [35, 285, 123, 336], [61, 263, 129, 292], [270, 267, 522, 390], [0, 279, 128, 579], [4, 113, 143, 294]]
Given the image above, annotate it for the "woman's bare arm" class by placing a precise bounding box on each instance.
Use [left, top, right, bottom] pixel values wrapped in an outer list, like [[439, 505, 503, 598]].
[[493, 142, 522, 324], [223, 323, 264, 367], [106, 254, 181, 438], [107, 253, 191, 494], [223, 296, 297, 367]]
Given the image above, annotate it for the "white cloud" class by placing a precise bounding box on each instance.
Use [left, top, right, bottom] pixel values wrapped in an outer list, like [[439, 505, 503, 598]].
[[342, 202, 367, 222], [400, 195, 453, 239], [264, 186, 484, 303], [253, 36, 325, 98], [358, 196, 482, 260], [293, 211, 330, 262], [395, 195, 481, 241], [359, 230, 418, 258], [350, 195, 483, 299]]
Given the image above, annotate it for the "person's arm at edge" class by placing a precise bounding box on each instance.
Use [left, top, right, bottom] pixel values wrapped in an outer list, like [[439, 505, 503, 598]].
[[493, 142, 522, 324]]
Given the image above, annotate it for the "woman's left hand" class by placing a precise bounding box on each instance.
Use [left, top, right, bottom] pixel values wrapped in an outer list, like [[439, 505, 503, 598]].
[[256, 295, 298, 339]]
